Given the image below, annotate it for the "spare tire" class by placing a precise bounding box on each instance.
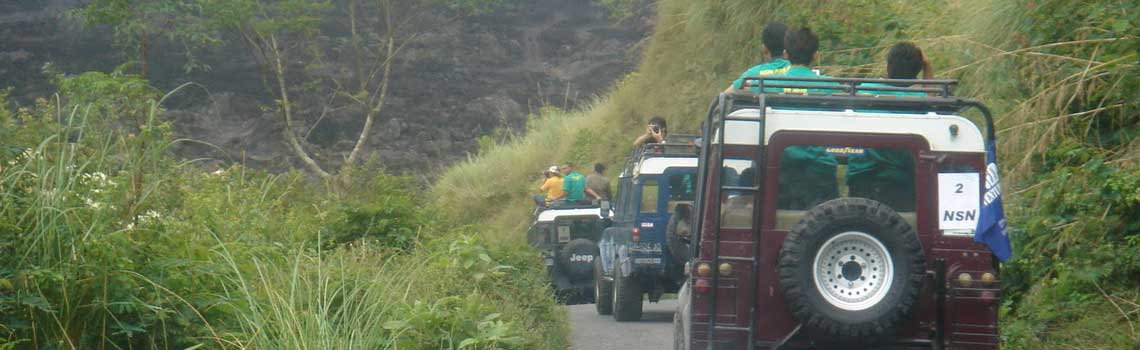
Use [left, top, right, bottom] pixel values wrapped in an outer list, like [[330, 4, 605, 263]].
[[777, 197, 924, 345], [559, 239, 599, 279]]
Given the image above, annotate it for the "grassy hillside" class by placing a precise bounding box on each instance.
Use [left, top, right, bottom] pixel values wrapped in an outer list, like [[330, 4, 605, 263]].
[[436, 0, 1140, 348]]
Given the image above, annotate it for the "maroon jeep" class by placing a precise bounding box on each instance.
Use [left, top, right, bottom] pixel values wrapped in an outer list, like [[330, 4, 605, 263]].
[[674, 77, 1002, 349]]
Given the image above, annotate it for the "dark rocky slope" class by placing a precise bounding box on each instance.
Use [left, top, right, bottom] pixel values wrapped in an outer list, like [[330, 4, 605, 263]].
[[0, 0, 647, 173]]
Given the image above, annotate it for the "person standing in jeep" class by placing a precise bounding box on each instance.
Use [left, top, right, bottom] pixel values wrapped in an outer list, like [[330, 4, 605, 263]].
[[632, 116, 667, 148]]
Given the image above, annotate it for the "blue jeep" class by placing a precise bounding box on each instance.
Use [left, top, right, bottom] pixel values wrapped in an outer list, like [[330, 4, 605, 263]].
[[595, 143, 698, 321]]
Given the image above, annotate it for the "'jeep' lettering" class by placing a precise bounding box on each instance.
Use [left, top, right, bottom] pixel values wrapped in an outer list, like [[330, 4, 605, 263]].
[[570, 254, 595, 263]]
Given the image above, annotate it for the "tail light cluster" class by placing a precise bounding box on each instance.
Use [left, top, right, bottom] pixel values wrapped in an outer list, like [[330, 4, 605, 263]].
[[631, 228, 640, 243], [953, 271, 1000, 305], [691, 262, 735, 295]]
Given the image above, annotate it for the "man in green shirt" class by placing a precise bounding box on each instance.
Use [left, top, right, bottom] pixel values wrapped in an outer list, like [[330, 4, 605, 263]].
[[768, 26, 842, 95], [726, 22, 790, 92], [847, 42, 935, 211], [757, 26, 841, 209], [560, 164, 596, 204]]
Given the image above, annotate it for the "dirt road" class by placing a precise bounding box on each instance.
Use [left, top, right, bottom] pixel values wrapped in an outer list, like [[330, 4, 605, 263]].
[[568, 300, 677, 349]]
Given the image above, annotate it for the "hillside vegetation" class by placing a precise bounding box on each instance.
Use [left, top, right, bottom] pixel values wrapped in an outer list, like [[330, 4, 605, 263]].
[[436, 0, 1140, 348], [0, 74, 566, 348]]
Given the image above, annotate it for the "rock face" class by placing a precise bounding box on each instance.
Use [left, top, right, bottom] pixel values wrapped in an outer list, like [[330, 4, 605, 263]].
[[0, 0, 647, 173]]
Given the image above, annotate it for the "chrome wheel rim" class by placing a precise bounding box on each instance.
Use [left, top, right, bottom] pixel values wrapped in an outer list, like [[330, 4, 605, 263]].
[[811, 231, 894, 311]]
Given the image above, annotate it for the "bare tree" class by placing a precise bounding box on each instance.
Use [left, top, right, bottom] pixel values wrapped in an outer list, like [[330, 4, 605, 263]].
[[237, 0, 426, 179]]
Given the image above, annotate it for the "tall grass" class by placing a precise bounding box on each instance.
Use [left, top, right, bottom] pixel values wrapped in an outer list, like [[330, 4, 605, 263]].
[[1, 74, 567, 349]]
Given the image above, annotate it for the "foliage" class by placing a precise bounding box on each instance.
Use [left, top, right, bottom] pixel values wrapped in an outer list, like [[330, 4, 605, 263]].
[[74, 0, 223, 75], [325, 173, 426, 250], [0, 76, 567, 349]]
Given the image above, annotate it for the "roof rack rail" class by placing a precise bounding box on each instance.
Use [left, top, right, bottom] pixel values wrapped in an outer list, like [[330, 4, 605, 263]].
[[740, 76, 958, 98], [620, 142, 700, 178], [729, 77, 998, 124]]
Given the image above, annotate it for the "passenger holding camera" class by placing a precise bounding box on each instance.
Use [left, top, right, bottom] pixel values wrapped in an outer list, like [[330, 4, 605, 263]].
[[633, 116, 668, 148]]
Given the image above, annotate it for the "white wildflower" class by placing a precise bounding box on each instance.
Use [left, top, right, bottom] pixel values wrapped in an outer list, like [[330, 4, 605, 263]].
[[139, 210, 162, 225], [81, 172, 109, 185], [84, 197, 102, 209]]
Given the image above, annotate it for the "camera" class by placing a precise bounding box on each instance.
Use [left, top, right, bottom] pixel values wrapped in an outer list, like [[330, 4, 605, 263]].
[[652, 126, 661, 134]]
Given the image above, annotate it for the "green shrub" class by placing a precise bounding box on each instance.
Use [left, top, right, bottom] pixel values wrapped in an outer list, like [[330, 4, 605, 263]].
[[325, 173, 426, 250], [1, 69, 567, 349]]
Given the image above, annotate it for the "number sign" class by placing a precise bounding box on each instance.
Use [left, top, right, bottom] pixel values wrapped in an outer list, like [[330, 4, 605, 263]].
[[938, 173, 981, 230]]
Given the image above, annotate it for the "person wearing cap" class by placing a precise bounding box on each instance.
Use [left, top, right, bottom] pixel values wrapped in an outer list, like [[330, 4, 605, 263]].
[[534, 165, 566, 208]]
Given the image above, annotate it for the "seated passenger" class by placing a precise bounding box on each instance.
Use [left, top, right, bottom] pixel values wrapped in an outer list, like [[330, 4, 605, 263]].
[[535, 166, 565, 208], [632, 116, 668, 148], [725, 21, 790, 93], [763, 27, 841, 209], [586, 163, 612, 202], [762, 26, 841, 95], [559, 163, 598, 205], [857, 41, 934, 97], [845, 42, 930, 211]]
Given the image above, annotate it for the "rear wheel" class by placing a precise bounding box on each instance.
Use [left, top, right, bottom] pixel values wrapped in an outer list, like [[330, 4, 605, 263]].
[[612, 261, 643, 322], [777, 198, 924, 345], [594, 258, 613, 315]]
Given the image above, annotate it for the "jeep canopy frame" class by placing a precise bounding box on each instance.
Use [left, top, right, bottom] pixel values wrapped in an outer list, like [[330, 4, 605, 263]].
[[691, 77, 997, 350]]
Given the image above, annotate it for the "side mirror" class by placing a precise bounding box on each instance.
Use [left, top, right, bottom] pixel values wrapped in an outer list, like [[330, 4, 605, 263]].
[[599, 201, 611, 219]]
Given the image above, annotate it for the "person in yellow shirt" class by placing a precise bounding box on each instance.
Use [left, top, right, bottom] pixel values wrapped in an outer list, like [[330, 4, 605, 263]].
[[534, 165, 566, 208]]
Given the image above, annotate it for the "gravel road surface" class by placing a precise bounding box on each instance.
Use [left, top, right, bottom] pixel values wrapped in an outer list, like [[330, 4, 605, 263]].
[[568, 300, 676, 349]]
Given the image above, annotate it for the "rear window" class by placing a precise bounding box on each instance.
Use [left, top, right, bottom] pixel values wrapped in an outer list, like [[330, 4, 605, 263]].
[[640, 179, 658, 213]]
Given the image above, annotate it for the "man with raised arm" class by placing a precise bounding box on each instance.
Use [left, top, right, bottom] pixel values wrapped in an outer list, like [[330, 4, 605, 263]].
[[632, 116, 668, 148]]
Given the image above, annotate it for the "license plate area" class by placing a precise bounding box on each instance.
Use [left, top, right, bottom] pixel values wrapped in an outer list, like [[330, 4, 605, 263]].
[[557, 226, 570, 242]]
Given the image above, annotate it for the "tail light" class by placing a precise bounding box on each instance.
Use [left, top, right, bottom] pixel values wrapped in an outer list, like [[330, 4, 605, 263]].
[[631, 228, 640, 243], [980, 290, 997, 305], [981, 272, 996, 286], [694, 278, 712, 294], [957, 273, 973, 287], [696, 263, 712, 277], [718, 263, 733, 277]]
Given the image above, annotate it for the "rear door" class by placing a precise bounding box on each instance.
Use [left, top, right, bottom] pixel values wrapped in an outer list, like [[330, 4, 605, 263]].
[[755, 131, 932, 341]]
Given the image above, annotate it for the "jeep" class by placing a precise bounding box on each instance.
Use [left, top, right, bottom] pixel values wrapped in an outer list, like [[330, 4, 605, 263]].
[[675, 77, 1002, 349], [596, 142, 699, 321], [526, 201, 610, 304]]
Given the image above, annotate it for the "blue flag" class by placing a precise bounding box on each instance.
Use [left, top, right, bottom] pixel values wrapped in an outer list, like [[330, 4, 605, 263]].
[[975, 141, 1012, 261]]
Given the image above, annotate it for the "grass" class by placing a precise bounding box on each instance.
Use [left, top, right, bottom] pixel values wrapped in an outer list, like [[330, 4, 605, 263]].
[[0, 76, 568, 349]]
